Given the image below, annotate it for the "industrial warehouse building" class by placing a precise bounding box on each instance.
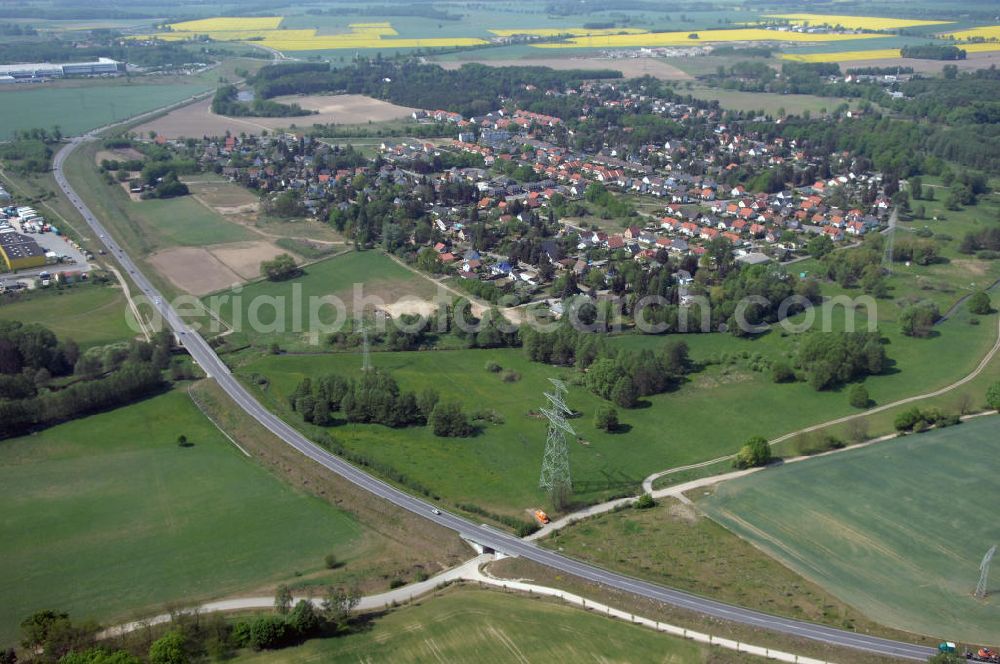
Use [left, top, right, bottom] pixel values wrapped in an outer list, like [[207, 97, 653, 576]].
[[0, 57, 122, 81], [0, 229, 46, 271]]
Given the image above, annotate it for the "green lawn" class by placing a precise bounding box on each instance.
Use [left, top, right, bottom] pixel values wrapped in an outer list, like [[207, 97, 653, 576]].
[[0, 388, 369, 645], [700, 414, 1000, 645], [0, 83, 211, 140], [233, 588, 709, 663], [0, 285, 136, 347], [208, 251, 439, 349]]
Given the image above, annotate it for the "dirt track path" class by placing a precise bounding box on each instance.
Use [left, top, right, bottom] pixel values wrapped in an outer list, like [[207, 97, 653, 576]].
[[641, 310, 1000, 493]]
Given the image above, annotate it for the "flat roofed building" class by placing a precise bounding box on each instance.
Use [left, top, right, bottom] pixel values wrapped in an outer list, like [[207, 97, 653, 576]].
[[0, 229, 46, 271], [0, 57, 121, 80]]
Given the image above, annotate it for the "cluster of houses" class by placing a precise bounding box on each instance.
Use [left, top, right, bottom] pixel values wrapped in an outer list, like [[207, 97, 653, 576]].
[[144, 79, 890, 297]]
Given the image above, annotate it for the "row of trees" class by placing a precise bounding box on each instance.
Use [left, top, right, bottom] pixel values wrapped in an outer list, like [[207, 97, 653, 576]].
[[289, 370, 473, 437], [0, 326, 174, 439]]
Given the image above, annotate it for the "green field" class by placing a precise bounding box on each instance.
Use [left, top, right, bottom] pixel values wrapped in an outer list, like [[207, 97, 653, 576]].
[[0, 285, 136, 347], [63, 141, 254, 256], [686, 85, 859, 115], [0, 388, 369, 645], [239, 291, 997, 518], [700, 414, 1000, 644], [0, 83, 210, 140], [209, 251, 439, 348], [233, 588, 710, 663], [540, 498, 900, 635]]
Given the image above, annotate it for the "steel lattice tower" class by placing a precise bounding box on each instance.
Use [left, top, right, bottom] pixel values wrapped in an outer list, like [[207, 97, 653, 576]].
[[976, 544, 996, 598], [539, 379, 574, 493]]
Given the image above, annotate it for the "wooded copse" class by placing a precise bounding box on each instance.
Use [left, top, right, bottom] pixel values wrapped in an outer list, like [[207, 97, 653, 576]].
[[0, 323, 174, 438]]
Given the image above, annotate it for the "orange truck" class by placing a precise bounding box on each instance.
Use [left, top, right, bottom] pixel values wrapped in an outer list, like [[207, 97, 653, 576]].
[[534, 510, 550, 524]]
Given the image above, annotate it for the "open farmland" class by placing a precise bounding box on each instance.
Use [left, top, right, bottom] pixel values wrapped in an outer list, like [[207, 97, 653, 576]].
[[234, 588, 709, 663], [133, 95, 419, 139], [535, 28, 887, 49], [763, 14, 952, 30], [150, 240, 293, 296], [781, 48, 1000, 69], [938, 25, 1000, 41], [0, 388, 369, 644], [0, 83, 210, 140], [435, 56, 692, 80], [700, 415, 1000, 644], [137, 18, 488, 51]]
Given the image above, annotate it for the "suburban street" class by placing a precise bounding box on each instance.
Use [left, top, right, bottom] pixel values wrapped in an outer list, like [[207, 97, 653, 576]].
[[52, 130, 936, 662]]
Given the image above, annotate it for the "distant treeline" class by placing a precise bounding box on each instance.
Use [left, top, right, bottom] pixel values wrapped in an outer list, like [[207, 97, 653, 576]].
[[306, 5, 461, 20], [0, 41, 201, 67], [901, 44, 966, 60], [251, 61, 622, 118], [546, 0, 719, 15], [0, 22, 36, 36]]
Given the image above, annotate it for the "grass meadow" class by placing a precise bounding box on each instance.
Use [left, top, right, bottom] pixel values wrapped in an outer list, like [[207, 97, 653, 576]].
[[233, 588, 708, 663], [540, 498, 912, 637], [0, 284, 136, 348], [0, 388, 369, 643], [238, 293, 996, 518], [64, 141, 254, 256], [700, 414, 1000, 644], [207, 251, 439, 349]]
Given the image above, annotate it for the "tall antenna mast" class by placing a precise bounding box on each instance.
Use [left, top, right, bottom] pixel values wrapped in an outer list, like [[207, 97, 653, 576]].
[[975, 544, 996, 598], [539, 379, 574, 499]]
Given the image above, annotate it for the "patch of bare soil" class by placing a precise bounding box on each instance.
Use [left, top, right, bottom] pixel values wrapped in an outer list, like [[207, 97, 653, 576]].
[[148, 247, 242, 296], [134, 95, 419, 139], [208, 240, 293, 281]]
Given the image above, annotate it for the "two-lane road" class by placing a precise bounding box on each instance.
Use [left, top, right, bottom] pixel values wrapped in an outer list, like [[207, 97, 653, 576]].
[[52, 134, 935, 662]]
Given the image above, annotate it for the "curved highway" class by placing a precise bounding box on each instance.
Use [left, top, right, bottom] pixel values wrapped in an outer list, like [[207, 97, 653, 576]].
[[52, 132, 935, 662]]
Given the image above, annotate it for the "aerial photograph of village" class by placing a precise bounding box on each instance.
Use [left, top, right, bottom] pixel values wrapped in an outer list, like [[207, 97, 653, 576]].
[[0, 0, 998, 662]]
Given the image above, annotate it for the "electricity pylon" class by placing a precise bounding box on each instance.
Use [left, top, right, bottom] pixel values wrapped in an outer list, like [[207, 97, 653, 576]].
[[539, 379, 574, 495], [975, 544, 996, 599]]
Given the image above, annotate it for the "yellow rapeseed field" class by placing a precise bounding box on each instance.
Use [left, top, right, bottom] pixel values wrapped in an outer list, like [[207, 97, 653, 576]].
[[781, 49, 903, 63], [938, 25, 1000, 41], [959, 42, 1000, 52], [136, 18, 487, 51], [765, 14, 951, 30], [535, 28, 885, 49], [490, 27, 648, 37], [166, 17, 283, 32]]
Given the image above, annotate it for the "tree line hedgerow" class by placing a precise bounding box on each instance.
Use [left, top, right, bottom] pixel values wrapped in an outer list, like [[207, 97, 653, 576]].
[[0, 322, 177, 439]]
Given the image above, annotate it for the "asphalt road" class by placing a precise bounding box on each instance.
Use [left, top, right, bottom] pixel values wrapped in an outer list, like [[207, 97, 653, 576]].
[[52, 132, 936, 662]]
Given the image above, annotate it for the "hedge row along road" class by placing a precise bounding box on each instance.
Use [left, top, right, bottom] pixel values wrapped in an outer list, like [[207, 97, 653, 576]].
[[51, 117, 934, 662]]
